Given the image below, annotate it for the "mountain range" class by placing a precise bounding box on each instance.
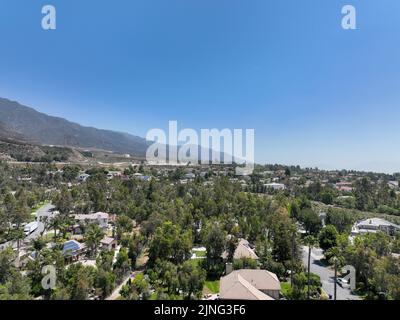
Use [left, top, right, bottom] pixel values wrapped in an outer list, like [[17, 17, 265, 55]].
[[0, 97, 242, 166], [0, 97, 149, 156]]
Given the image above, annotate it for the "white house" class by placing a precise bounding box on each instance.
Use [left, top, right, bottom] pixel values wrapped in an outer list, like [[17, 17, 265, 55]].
[[264, 183, 285, 191], [184, 172, 196, 180], [77, 174, 90, 182], [351, 218, 400, 236], [107, 171, 122, 180], [74, 212, 109, 229], [388, 181, 399, 189]]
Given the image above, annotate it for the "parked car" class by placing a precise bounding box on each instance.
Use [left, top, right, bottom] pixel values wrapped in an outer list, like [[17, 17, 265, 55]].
[[337, 278, 350, 288], [24, 221, 39, 236]]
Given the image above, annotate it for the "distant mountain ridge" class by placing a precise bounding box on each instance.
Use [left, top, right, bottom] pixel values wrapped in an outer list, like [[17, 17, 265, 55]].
[[0, 97, 149, 156], [0, 121, 27, 142]]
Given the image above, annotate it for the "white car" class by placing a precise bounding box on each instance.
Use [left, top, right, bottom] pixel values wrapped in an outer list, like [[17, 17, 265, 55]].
[[337, 278, 350, 288], [24, 222, 39, 236]]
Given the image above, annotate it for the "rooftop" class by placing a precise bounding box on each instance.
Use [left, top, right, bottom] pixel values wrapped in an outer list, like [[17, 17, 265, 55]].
[[220, 269, 280, 300], [74, 212, 109, 220]]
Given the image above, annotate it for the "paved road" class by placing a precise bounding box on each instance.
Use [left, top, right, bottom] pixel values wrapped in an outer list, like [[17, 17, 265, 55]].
[[0, 203, 55, 250], [301, 246, 360, 300], [27, 203, 56, 240], [106, 272, 138, 300]]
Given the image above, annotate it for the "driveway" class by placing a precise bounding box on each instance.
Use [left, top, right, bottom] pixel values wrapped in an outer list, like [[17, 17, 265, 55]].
[[301, 246, 360, 300]]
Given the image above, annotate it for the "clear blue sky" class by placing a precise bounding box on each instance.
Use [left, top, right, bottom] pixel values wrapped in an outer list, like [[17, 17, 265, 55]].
[[1, 0, 400, 172]]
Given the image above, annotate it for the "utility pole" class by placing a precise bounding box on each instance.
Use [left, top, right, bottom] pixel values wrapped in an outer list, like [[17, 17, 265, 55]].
[[307, 244, 311, 299], [334, 258, 338, 301]]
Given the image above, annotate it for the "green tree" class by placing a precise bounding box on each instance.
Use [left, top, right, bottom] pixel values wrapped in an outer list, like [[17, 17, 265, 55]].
[[64, 263, 96, 300], [114, 248, 131, 282], [95, 269, 116, 299], [319, 225, 339, 252], [148, 221, 192, 266], [202, 223, 227, 274], [326, 209, 354, 233], [354, 177, 374, 211], [178, 261, 206, 300], [115, 215, 133, 239], [85, 223, 104, 258], [298, 208, 322, 236], [54, 186, 73, 215], [0, 271, 32, 300]]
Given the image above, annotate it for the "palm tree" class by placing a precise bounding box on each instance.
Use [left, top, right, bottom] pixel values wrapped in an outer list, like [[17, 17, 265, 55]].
[[304, 235, 317, 299], [30, 236, 46, 254], [48, 215, 61, 241], [12, 229, 25, 268], [327, 247, 344, 300], [85, 223, 104, 258], [39, 216, 49, 237]]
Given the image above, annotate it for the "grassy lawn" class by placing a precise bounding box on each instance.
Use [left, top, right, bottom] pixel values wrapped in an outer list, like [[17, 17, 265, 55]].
[[189, 249, 206, 268], [43, 232, 55, 242], [150, 292, 184, 300], [150, 292, 157, 300], [192, 250, 206, 258], [203, 280, 220, 294], [189, 258, 203, 268], [281, 282, 291, 298]]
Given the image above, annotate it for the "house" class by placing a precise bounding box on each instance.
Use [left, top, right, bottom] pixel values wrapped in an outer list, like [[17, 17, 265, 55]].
[[337, 186, 353, 192], [233, 239, 259, 260], [264, 183, 285, 191], [184, 172, 196, 180], [199, 171, 208, 178], [133, 173, 144, 177], [219, 269, 281, 300], [62, 240, 87, 261], [77, 174, 90, 182], [74, 212, 109, 229], [391, 253, 400, 259], [138, 175, 152, 182], [388, 181, 399, 189], [351, 218, 400, 236], [335, 182, 353, 192], [318, 212, 327, 227], [100, 236, 117, 251], [107, 171, 121, 180]]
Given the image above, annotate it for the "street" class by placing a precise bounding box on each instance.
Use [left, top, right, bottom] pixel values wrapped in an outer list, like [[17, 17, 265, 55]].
[[301, 246, 360, 300], [106, 272, 138, 300], [26, 203, 56, 241]]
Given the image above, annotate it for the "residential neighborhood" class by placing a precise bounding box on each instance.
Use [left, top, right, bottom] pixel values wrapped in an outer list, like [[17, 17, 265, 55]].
[[1, 161, 400, 301], [1, 0, 400, 310]]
